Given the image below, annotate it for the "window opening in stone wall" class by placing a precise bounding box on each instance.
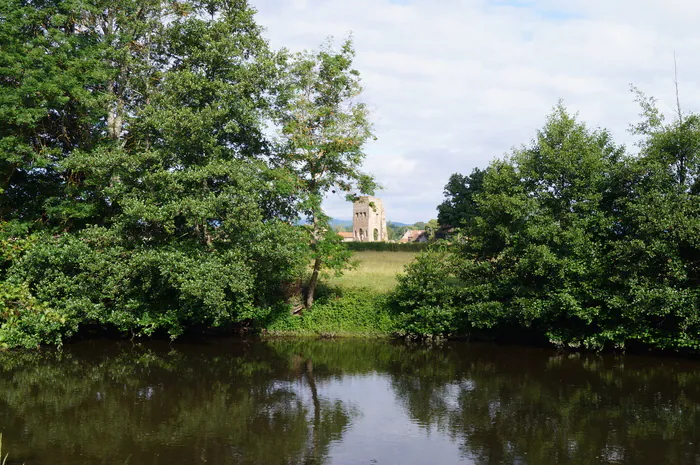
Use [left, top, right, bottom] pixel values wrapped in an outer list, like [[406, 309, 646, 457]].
[[373, 228, 379, 241]]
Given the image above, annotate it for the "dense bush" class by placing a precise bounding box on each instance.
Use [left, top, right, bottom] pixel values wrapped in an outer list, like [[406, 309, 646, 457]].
[[2, 221, 307, 348]]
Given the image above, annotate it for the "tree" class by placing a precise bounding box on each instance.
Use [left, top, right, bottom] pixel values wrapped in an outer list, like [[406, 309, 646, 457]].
[[604, 87, 700, 349], [386, 221, 409, 241], [0, 0, 110, 226], [425, 219, 439, 240], [437, 168, 485, 228], [630, 86, 700, 191], [279, 38, 377, 308], [394, 104, 627, 347], [451, 104, 625, 345], [395, 99, 700, 351]]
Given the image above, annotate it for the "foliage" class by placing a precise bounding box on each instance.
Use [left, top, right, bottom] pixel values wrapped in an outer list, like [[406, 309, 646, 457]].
[[2, 0, 379, 348], [386, 221, 410, 240], [0, 221, 61, 349], [437, 168, 485, 228], [0, 279, 67, 349], [425, 218, 440, 240], [265, 287, 395, 336], [3, 223, 307, 346], [389, 247, 466, 336], [397, 100, 700, 352], [0, 0, 109, 225]]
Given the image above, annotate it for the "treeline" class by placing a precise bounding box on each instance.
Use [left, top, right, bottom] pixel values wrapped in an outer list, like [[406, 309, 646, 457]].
[[394, 99, 700, 351], [0, 0, 375, 348], [346, 242, 429, 252]]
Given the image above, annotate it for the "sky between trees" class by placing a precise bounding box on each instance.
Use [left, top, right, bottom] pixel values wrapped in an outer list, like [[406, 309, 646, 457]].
[[253, 0, 700, 223]]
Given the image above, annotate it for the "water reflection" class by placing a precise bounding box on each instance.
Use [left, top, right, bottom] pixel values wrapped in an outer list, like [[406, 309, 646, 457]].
[[0, 340, 699, 464], [0, 341, 356, 465], [387, 346, 700, 464]]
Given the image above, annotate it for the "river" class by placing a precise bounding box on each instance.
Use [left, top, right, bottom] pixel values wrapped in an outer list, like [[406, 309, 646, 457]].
[[0, 339, 699, 464]]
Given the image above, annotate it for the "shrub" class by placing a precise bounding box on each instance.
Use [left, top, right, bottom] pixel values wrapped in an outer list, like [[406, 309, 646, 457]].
[[389, 247, 466, 337]]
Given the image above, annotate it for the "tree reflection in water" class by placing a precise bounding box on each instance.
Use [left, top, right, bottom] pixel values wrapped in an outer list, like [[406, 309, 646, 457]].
[[0, 341, 356, 465], [384, 344, 700, 465], [0, 340, 699, 465]]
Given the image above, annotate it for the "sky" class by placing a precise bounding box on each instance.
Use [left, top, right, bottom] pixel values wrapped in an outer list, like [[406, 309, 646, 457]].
[[253, 0, 700, 223]]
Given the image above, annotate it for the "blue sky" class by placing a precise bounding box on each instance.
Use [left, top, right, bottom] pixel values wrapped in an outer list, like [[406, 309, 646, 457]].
[[253, 0, 700, 223]]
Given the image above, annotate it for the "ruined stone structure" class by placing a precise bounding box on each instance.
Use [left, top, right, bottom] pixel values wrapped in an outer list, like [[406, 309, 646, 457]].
[[352, 196, 387, 242]]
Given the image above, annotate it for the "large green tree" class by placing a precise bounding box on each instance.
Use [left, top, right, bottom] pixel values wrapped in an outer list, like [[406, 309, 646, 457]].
[[602, 88, 700, 349], [395, 105, 627, 347], [0, 0, 312, 347], [0, 0, 108, 225]]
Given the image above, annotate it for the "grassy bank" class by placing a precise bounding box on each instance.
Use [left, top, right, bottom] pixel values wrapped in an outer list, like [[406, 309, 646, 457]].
[[264, 251, 416, 337], [264, 287, 396, 337]]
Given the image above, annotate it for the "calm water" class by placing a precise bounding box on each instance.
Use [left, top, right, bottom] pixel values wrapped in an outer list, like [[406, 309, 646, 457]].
[[1, 339, 700, 465]]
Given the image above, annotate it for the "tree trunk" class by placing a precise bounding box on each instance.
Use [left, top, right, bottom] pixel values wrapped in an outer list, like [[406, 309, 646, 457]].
[[107, 96, 123, 140], [305, 257, 321, 309]]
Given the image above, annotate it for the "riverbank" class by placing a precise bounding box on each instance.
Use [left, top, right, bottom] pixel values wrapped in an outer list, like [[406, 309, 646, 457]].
[[262, 251, 415, 338], [264, 287, 396, 338], [4, 247, 698, 357]]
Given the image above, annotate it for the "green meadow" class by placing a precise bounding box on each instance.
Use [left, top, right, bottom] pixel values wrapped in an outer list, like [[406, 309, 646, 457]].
[[324, 251, 417, 292]]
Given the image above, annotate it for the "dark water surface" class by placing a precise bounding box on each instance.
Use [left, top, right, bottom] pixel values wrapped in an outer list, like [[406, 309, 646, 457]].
[[1, 339, 700, 465]]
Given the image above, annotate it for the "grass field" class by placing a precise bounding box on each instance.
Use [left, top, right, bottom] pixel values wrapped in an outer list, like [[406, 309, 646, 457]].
[[323, 251, 417, 292]]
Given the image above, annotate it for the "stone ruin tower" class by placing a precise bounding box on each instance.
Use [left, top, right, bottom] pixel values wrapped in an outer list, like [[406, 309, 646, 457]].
[[352, 196, 387, 242]]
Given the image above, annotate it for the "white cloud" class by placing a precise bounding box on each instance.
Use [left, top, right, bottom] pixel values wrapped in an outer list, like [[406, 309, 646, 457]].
[[253, 0, 700, 222]]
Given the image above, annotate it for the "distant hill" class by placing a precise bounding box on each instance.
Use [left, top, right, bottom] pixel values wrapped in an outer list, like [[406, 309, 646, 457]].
[[329, 218, 353, 228]]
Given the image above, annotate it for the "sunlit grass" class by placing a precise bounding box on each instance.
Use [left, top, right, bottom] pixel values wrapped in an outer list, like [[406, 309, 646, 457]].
[[323, 251, 417, 292]]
